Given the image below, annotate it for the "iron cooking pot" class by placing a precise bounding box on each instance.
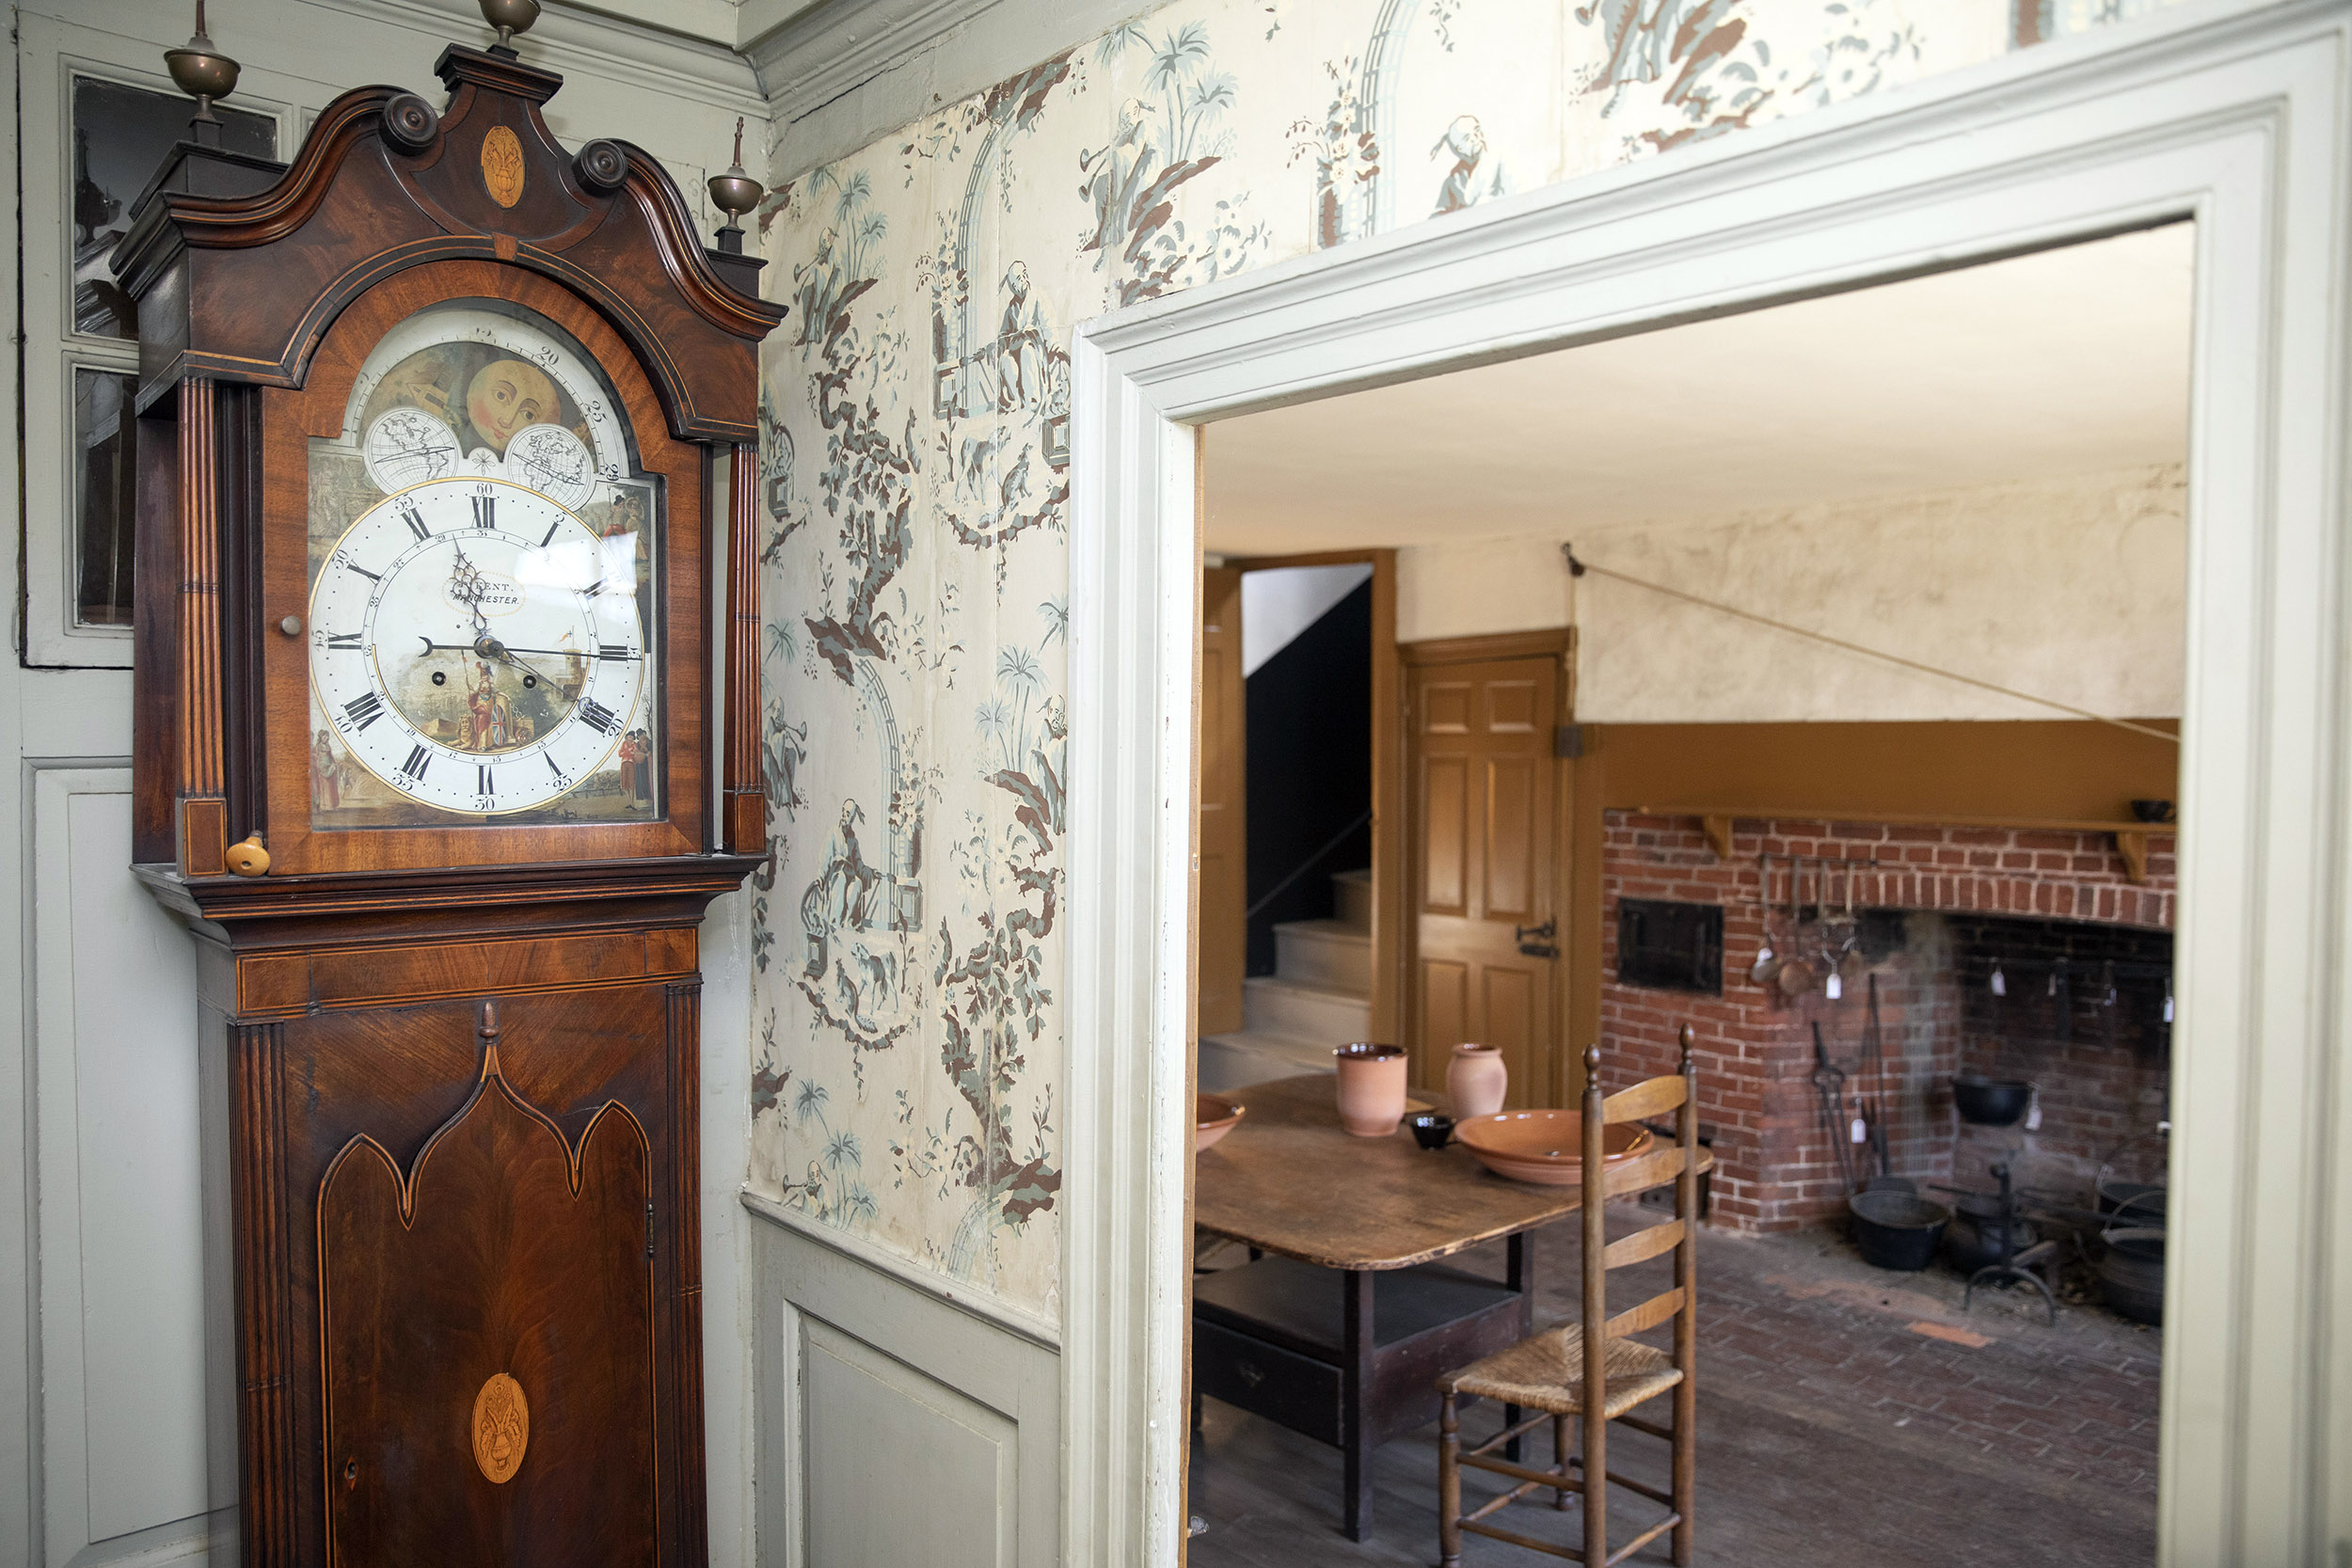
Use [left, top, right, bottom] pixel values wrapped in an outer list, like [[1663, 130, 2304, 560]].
[[1951, 1074, 2034, 1127], [2099, 1227, 2166, 1324], [1849, 1190, 1951, 1272]]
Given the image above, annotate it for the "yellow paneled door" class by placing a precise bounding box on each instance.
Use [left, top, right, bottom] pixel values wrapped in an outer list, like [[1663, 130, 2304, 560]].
[[1408, 656, 1556, 1103], [1197, 567, 1247, 1037]]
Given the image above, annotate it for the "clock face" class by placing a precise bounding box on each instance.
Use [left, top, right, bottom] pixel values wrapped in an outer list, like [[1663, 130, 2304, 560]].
[[305, 298, 661, 827], [308, 478, 644, 815]]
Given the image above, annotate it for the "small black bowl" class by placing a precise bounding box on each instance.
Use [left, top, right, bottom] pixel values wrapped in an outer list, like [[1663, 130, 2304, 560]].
[[2130, 798, 2176, 824], [1407, 1114, 1455, 1150]]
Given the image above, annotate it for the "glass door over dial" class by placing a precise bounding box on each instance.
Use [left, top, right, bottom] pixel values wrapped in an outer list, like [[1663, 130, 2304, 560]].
[[304, 298, 662, 828]]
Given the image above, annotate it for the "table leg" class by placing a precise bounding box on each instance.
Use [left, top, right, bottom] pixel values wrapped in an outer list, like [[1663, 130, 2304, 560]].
[[1343, 1268, 1375, 1542], [1504, 1231, 1534, 1462]]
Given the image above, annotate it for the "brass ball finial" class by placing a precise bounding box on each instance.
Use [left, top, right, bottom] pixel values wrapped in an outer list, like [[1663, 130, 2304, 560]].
[[164, 0, 241, 138], [707, 116, 764, 250], [479, 0, 541, 51]]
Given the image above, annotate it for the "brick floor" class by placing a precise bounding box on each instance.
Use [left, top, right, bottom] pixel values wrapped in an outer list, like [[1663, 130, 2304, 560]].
[[1576, 1216, 2164, 1499], [1190, 1208, 2162, 1566]]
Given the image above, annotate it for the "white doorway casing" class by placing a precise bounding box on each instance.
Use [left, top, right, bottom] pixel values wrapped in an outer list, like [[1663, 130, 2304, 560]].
[[1063, 0, 2352, 1560]]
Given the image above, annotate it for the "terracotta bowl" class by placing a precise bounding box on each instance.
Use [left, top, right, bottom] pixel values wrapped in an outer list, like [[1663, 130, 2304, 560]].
[[1453, 1111, 1656, 1186], [1195, 1093, 1246, 1153]]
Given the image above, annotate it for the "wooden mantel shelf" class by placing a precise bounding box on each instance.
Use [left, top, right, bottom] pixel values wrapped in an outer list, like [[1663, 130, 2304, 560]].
[[1636, 806, 2177, 886]]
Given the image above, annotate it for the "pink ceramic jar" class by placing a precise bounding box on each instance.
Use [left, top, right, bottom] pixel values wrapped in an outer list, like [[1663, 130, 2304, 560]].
[[1446, 1042, 1508, 1118], [1333, 1042, 1409, 1136]]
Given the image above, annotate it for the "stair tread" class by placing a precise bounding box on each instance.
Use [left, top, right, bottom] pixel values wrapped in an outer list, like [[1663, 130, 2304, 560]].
[[1244, 974, 1366, 1003], [1271, 917, 1371, 944]]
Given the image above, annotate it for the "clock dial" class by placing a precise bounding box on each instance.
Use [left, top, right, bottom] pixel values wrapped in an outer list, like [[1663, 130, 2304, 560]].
[[309, 478, 645, 816], [504, 421, 596, 510], [307, 297, 661, 828], [362, 407, 462, 492]]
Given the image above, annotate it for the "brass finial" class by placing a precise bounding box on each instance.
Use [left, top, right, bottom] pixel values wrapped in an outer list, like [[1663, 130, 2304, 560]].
[[479, 0, 541, 52], [164, 1, 240, 144], [707, 116, 764, 254]]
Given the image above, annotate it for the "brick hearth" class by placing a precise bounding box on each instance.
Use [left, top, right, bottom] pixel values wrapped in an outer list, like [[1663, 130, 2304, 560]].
[[1599, 813, 2177, 1232]]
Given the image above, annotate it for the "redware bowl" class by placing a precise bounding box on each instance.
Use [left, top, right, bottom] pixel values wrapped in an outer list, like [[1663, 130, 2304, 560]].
[[1453, 1111, 1655, 1185], [1195, 1093, 1246, 1153]]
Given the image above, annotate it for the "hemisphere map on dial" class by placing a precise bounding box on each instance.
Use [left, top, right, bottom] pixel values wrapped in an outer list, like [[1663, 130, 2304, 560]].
[[305, 300, 660, 828]]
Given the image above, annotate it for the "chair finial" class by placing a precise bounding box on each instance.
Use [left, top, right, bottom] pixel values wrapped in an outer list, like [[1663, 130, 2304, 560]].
[[1583, 1042, 1601, 1074], [1678, 1023, 1694, 1066]]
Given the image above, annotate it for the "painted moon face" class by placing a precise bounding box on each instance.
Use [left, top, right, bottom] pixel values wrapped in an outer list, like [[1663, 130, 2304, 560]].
[[503, 422, 596, 511], [362, 407, 462, 493]]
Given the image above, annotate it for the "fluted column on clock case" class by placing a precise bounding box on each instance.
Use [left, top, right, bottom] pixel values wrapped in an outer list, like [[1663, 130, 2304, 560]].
[[228, 1020, 298, 1562], [665, 981, 708, 1562], [178, 375, 229, 877], [723, 441, 766, 854]]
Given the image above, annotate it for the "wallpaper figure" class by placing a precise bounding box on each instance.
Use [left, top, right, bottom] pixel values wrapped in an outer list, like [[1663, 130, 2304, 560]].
[[1431, 114, 1508, 212], [1078, 98, 1158, 263], [995, 262, 1049, 411], [791, 228, 847, 346]]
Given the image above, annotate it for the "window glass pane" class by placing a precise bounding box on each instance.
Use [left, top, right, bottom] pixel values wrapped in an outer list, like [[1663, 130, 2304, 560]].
[[74, 368, 138, 628], [72, 76, 275, 338]]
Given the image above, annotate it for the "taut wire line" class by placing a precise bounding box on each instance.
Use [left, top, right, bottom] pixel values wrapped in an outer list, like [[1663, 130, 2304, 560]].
[[1559, 543, 2180, 746]]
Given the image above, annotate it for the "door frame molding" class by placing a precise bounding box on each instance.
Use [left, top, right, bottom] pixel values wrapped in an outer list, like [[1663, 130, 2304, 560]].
[[1063, 2, 2352, 1560], [1397, 628, 1576, 1103], [1219, 547, 1404, 1041]]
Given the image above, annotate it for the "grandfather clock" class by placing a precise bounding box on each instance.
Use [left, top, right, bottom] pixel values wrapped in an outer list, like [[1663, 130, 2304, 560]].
[[118, 3, 784, 1562]]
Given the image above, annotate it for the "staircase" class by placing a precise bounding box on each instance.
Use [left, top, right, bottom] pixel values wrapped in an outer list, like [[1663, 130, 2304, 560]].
[[1200, 869, 1373, 1093]]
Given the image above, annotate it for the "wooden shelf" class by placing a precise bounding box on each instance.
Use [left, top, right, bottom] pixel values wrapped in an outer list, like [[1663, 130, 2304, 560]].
[[1635, 806, 2177, 885]]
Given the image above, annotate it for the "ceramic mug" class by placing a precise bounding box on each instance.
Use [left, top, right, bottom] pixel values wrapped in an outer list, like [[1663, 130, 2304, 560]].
[[1333, 1042, 1409, 1136], [1446, 1042, 1508, 1118]]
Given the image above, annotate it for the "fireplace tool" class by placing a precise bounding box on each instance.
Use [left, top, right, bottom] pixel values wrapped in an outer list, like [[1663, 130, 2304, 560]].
[[1933, 1163, 2059, 1324]]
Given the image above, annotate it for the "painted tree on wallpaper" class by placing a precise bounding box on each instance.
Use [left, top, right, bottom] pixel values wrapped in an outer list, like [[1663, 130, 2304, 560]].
[[1082, 21, 1270, 304]]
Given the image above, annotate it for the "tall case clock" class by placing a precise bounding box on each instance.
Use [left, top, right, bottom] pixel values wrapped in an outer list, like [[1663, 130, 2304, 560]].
[[116, 4, 784, 1561]]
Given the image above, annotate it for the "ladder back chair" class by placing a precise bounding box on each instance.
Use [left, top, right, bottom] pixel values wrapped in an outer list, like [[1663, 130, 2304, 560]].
[[1437, 1028, 1701, 1567]]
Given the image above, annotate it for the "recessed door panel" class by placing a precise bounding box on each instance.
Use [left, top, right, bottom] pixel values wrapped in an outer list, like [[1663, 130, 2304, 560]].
[[1485, 758, 1536, 920], [1421, 958, 1468, 1060], [1423, 682, 1472, 735], [1485, 680, 1540, 734], [1421, 757, 1469, 915]]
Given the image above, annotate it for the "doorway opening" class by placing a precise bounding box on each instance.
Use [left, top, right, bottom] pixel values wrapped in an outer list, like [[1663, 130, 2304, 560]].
[[1184, 222, 2189, 1567]]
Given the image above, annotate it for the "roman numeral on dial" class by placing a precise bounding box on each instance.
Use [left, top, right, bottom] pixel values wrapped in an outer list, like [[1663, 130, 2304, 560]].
[[477, 764, 494, 795], [342, 691, 386, 731], [597, 644, 634, 662], [325, 632, 360, 650], [399, 502, 428, 542], [471, 495, 497, 529], [400, 745, 432, 782], [578, 698, 620, 736]]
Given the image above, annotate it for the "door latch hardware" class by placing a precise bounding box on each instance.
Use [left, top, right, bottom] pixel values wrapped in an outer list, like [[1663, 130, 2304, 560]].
[[1515, 918, 1558, 959]]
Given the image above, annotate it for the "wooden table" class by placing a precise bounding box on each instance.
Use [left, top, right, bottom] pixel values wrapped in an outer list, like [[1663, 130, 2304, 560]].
[[1192, 1075, 1597, 1541]]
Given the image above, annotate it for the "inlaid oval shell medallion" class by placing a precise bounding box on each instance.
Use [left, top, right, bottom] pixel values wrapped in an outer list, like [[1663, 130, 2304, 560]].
[[471, 1371, 530, 1483], [481, 125, 526, 208]]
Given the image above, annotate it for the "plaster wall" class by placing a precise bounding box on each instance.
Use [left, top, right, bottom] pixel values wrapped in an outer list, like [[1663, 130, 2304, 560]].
[[748, 0, 2211, 1321], [1396, 465, 2187, 721]]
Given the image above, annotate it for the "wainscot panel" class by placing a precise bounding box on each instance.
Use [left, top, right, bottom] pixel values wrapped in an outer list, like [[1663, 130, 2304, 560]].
[[747, 1193, 1060, 1568]]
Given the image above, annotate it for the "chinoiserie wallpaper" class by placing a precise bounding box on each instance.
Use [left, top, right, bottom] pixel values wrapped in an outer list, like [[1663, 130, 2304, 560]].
[[746, 0, 2182, 1318]]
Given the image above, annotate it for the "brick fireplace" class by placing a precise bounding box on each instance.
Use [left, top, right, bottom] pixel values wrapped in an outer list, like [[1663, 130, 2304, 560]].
[[1598, 812, 2176, 1232]]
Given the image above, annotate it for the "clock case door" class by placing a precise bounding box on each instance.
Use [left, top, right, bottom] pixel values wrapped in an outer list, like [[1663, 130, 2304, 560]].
[[263, 260, 704, 873]]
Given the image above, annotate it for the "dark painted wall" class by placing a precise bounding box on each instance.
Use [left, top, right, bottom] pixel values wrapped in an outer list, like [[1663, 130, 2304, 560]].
[[1245, 579, 1373, 975]]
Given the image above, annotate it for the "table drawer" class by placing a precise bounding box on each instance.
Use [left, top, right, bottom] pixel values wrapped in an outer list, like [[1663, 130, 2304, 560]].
[[1193, 1319, 1341, 1446]]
